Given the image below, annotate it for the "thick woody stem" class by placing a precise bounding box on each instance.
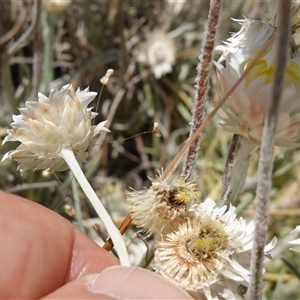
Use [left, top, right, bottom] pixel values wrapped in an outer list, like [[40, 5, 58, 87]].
[[182, 0, 221, 179], [246, 2, 291, 299]]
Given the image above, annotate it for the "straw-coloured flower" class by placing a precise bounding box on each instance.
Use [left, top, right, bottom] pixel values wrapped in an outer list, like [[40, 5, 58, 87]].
[[288, 225, 300, 253], [215, 19, 300, 147], [154, 198, 276, 300], [126, 172, 200, 235], [137, 30, 176, 79], [1, 84, 131, 266], [42, 0, 72, 13], [2, 85, 109, 171]]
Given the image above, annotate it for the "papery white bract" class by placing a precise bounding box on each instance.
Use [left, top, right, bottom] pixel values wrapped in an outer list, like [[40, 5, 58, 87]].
[[2, 84, 109, 171], [288, 225, 300, 253], [154, 198, 277, 300]]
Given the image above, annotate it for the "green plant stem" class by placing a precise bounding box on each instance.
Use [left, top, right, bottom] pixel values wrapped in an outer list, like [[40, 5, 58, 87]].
[[220, 133, 241, 205], [1, 59, 18, 113], [222, 137, 257, 205], [60, 147, 130, 266]]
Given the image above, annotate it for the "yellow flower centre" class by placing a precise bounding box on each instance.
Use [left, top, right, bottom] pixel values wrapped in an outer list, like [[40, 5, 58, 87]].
[[170, 179, 200, 206], [187, 219, 228, 258], [244, 55, 300, 90]]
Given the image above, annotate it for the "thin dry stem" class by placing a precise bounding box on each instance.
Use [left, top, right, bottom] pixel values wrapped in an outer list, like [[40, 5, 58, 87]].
[[0, 5, 27, 46], [246, 2, 292, 300], [8, 0, 41, 56], [182, 0, 221, 179], [31, 24, 43, 100], [163, 36, 275, 179]]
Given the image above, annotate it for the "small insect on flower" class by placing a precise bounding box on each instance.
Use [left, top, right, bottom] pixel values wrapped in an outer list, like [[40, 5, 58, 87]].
[[154, 198, 277, 300], [126, 171, 200, 235]]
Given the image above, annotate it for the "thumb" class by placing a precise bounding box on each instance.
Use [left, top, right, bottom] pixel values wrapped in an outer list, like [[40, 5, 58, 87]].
[[42, 266, 192, 299]]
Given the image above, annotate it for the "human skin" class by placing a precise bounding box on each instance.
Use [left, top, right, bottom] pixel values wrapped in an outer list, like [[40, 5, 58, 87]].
[[0, 190, 191, 299]]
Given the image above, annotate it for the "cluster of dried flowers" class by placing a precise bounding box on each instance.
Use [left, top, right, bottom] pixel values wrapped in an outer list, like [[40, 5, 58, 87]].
[[126, 173, 276, 299], [126, 6, 300, 300], [2, 2, 300, 300]]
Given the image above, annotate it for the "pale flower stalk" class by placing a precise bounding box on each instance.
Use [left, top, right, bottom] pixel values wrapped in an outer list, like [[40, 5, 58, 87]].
[[2, 84, 130, 266]]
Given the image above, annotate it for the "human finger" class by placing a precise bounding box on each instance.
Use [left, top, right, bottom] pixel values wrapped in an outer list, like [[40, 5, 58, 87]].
[[42, 266, 193, 299], [0, 191, 118, 299]]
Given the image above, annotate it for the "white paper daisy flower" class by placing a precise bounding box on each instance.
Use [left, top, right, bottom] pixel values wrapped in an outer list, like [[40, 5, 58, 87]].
[[137, 30, 176, 79], [154, 198, 277, 300], [1, 84, 132, 266], [2, 84, 109, 171], [215, 18, 300, 147]]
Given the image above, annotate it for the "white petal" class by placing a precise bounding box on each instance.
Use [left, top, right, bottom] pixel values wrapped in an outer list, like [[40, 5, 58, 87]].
[[93, 120, 110, 136]]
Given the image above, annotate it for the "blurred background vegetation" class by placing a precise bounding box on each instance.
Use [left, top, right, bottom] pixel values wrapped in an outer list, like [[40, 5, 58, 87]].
[[0, 1, 300, 298]]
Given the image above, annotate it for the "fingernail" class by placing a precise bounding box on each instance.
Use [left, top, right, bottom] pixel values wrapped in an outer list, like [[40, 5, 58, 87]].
[[86, 266, 192, 299]]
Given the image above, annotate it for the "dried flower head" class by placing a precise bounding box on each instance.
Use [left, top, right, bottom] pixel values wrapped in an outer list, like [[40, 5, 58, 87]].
[[42, 0, 72, 13], [215, 18, 300, 147], [2, 85, 109, 172], [154, 198, 277, 300], [288, 225, 300, 253], [126, 172, 200, 235], [137, 30, 176, 79], [100, 69, 114, 86]]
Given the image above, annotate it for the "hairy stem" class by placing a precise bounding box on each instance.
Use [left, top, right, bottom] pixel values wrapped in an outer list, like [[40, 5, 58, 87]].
[[60, 147, 130, 266], [246, 2, 291, 299], [182, 0, 221, 179], [163, 36, 275, 179]]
